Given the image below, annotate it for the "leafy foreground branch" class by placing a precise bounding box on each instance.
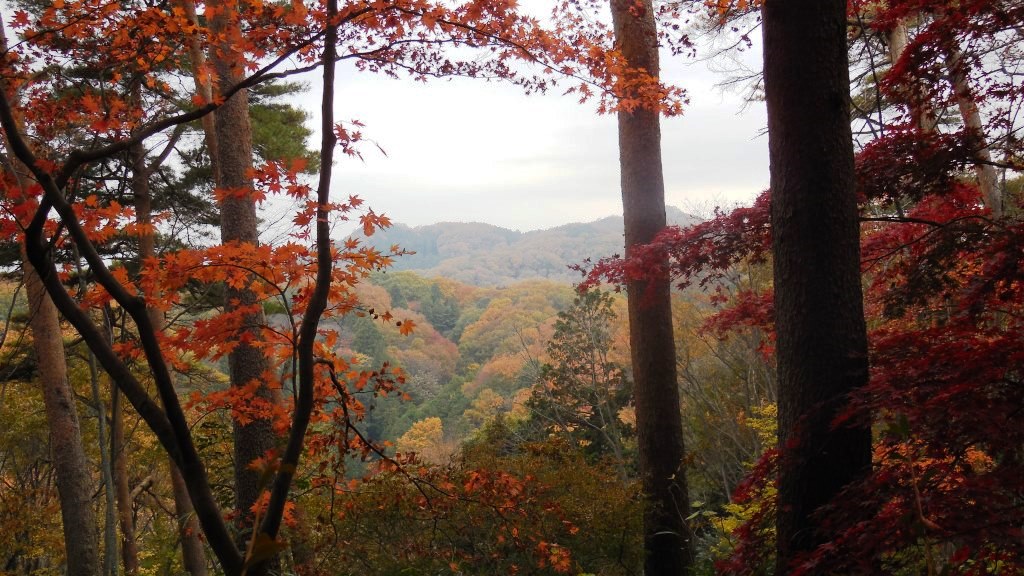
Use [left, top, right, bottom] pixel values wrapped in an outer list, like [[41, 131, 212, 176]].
[[0, 0, 688, 572]]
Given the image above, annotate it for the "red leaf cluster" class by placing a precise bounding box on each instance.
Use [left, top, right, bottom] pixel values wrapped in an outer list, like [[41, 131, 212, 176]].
[[587, 2, 1024, 571]]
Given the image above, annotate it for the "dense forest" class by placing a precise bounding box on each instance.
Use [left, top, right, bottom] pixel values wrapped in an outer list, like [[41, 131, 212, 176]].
[[0, 0, 1022, 575], [350, 208, 699, 286]]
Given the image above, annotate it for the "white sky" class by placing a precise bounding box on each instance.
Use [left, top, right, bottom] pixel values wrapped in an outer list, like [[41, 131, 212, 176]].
[[294, 31, 769, 232]]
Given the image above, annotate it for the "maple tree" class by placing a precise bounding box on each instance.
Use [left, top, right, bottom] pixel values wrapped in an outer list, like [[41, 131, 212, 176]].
[[0, 0, 693, 570]]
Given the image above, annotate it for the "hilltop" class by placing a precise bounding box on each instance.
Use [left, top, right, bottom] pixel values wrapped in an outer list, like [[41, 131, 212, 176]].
[[350, 206, 699, 286]]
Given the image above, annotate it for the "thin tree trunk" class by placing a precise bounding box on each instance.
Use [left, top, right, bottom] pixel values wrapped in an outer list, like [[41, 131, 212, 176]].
[[169, 466, 208, 575], [83, 306, 119, 576], [885, 19, 937, 132], [129, 118, 209, 575], [945, 44, 1001, 217], [609, 0, 693, 572], [762, 0, 872, 571], [207, 0, 277, 546], [174, 0, 219, 171], [72, 241, 118, 576], [884, 16, 998, 217], [111, 386, 139, 575]]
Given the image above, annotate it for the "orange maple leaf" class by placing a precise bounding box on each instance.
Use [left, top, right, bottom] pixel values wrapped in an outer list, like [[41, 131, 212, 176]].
[[398, 319, 416, 336]]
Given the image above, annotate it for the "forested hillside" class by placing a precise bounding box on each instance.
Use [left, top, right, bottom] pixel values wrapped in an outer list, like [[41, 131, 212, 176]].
[[1, 0, 1022, 575], [350, 207, 699, 285]]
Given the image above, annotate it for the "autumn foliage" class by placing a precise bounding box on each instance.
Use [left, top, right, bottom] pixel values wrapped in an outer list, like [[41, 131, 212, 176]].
[[585, 0, 1024, 573], [2, 0, 1023, 573], [0, 0, 705, 569]]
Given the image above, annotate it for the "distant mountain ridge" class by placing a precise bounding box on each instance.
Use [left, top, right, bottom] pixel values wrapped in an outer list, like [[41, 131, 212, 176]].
[[350, 207, 699, 286]]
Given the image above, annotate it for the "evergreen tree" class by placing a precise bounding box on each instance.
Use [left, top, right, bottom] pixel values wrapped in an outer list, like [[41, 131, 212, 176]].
[[527, 290, 633, 477]]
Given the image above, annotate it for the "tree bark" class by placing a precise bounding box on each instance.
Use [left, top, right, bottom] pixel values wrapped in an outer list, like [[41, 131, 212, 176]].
[[0, 29, 101, 566], [208, 1, 277, 543], [609, 0, 693, 573], [761, 0, 872, 571], [111, 386, 139, 575], [24, 258, 101, 576], [945, 44, 1001, 218]]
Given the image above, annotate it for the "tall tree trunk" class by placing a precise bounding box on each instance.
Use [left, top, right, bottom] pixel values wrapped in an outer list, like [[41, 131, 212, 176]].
[[0, 28, 101, 566], [761, 0, 872, 571], [609, 0, 693, 572], [208, 1, 277, 543], [945, 44, 1001, 217], [24, 259, 101, 576]]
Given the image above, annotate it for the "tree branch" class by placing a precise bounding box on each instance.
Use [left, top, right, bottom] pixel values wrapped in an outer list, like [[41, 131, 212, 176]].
[[0, 72, 244, 575], [260, 0, 340, 542]]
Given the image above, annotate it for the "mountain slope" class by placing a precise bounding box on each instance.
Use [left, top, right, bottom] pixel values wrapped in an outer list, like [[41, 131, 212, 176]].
[[352, 207, 699, 286]]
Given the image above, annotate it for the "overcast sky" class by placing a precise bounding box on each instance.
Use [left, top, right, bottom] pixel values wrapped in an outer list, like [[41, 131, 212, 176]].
[[294, 34, 769, 232]]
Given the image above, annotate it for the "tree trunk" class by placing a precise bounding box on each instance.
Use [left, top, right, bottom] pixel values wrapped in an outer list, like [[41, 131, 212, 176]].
[[885, 18, 997, 214], [25, 261, 101, 576], [208, 1, 277, 543], [945, 44, 1001, 217], [111, 386, 139, 575], [72, 241, 118, 576], [884, 19, 937, 132], [0, 31, 101, 566], [609, 0, 693, 572], [84, 323, 119, 576], [174, 0, 219, 170], [169, 465, 209, 574], [761, 0, 872, 571]]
